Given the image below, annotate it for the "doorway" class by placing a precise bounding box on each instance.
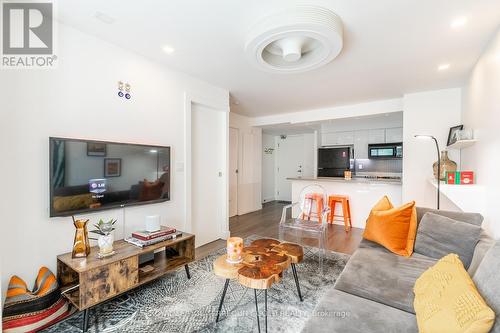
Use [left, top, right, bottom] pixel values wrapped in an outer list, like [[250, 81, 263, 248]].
[[229, 127, 239, 217], [275, 134, 315, 201], [191, 102, 226, 247]]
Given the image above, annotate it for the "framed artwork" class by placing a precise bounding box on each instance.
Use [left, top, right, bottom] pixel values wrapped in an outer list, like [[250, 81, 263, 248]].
[[447, 125, 464, 146], [104, 158, 121, 177], [87, 142, 107, 156]]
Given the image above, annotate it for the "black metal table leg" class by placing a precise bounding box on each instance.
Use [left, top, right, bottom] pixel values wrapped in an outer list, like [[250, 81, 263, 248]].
[[254, 289, 261, 333], [264, 289, 268, 333], [82, 309, 89, 332], [216, 279, 230, 322], [184, 264, 191, 279], [291, 263, 303, 302]]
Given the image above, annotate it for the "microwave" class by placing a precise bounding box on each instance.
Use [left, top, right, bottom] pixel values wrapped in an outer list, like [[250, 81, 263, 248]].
[[368, 142, 403, 159]]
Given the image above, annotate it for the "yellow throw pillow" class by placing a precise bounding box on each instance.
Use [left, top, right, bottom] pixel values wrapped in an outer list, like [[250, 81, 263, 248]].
[[362, 196, 417, 257], [414, 254, 495, 333]]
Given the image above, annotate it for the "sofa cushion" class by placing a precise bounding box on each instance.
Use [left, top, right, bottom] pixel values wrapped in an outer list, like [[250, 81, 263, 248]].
[[414, 254, 495, 333], [414, 212, 481, 269], [473, 241, 500, 333], [301, 289, 418, 333], [416, 207, 483, 226], [469, 231, 495, 276], [334, 246, 436, 314], [363, 196, 417, 257]]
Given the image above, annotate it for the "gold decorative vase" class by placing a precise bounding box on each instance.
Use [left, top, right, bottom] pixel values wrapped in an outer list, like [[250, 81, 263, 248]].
[[433, 150, 457, 181], [72, 218, 90, 258]]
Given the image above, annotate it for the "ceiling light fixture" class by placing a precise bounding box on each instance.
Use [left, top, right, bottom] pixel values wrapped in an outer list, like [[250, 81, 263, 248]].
[[162, 45, 175, 55], [450, 17, 467, 29], [245, 6, 343, 73], [438, 64, 450, 71]]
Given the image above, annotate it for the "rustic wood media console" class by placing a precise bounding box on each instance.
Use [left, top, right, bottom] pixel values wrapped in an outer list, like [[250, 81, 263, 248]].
[[57, 233, 195, 332]]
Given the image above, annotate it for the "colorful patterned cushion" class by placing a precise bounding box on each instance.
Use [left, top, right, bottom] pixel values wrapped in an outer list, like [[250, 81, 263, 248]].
[[2, 267, 74, 332]]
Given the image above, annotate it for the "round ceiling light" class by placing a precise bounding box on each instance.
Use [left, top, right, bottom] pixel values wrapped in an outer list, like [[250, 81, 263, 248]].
[[245, 6, 343, 74]]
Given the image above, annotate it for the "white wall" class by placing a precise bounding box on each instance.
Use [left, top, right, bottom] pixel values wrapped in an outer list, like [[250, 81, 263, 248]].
[[0, 23, 228, 298], [262, 134, 276, 202], [402, 88, 462, 209], [229, 113, 262, 215], [461, 28, 500, 238], [252, 98, 403, 127]]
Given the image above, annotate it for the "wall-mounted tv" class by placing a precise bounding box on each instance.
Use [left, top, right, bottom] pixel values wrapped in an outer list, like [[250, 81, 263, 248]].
[[49, 137, 170, 217]]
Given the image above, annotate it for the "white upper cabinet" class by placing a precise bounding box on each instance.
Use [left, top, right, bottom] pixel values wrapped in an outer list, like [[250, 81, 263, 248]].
[[368, 129, 386, 143], [385, 127, 403, 143], [354, 130, 369, 159], [322, 131, 354, 146]]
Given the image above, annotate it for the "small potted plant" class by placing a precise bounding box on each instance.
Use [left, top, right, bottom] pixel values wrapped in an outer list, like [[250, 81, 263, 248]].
[[90, 218, 117, 257]]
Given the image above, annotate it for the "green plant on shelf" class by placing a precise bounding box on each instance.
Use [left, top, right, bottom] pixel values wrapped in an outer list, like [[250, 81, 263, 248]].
[[90, 218, 117, 237]]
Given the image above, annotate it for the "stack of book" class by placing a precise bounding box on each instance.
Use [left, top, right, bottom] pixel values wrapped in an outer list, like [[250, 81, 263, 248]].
[[125, 226, 178, 248]]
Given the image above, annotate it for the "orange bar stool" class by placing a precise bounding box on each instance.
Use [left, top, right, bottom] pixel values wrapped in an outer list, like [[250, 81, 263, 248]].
[[301, 193, 324, 223], [327, 195, 352, 232]]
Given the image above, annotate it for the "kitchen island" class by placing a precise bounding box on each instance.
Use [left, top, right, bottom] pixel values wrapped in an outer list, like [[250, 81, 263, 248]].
[[288, 177, 402, 229]]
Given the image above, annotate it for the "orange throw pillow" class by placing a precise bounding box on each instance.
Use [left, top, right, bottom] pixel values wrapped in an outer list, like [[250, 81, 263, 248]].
[[363, 196, 417, 257]]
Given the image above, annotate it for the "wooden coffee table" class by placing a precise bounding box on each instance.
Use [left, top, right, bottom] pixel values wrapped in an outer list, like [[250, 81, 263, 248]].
[[213, 238, 304, 333]]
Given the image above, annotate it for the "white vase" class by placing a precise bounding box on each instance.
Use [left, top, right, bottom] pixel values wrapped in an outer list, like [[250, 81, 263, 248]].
[[98, 234, 114, 255]]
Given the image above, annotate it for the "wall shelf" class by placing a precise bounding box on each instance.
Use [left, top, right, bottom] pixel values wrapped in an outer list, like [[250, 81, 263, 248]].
[[428, 179, 485, 214], [447, 139, 477, 150]]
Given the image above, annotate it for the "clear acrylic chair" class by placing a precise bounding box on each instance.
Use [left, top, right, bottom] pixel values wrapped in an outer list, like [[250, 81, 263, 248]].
[[279, 184, 329, 272]]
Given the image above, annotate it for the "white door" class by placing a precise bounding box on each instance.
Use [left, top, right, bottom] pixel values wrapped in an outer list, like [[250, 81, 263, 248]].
[[276, 135, 305, 201], [192, 103, 225, 246], [229, 127, 238, 217]]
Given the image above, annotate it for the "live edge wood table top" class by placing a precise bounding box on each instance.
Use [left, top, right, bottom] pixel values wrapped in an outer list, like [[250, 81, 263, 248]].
[[57, 233, 195, 313]]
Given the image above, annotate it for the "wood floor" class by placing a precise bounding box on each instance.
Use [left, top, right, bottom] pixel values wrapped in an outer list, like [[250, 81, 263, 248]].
[[196, 201, 363, 260]]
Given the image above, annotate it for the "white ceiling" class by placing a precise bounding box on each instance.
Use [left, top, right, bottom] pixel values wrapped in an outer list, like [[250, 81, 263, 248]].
[[56, 0, 500, 117]]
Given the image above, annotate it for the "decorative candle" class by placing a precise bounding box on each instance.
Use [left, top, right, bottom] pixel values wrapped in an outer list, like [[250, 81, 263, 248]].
[[226, 237, 243, 263]]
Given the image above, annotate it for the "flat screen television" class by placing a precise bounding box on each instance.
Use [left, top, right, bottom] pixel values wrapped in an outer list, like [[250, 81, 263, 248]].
[[49, 137, 170, 217]]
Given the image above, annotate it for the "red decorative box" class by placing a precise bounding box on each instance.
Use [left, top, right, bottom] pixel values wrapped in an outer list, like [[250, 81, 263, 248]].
[[460, 171, 474, 185]]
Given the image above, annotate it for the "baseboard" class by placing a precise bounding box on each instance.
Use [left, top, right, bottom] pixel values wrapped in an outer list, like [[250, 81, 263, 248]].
[[220, 230, 230, 240], [262, 197, 276, 203]]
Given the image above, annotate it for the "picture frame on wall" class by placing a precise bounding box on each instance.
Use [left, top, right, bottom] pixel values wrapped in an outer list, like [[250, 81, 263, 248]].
[[104, 158, 121, 177], [87, 142, 107, 156], [447, 125, 464, 146]]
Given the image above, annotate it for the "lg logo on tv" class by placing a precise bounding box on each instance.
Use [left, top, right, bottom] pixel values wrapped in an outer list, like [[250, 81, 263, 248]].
[[1, 1, 57, 68]]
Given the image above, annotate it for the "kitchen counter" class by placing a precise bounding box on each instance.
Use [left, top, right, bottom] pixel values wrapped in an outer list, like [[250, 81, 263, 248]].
[[287, 176, 402, 185], [288, 177, 402, 229]]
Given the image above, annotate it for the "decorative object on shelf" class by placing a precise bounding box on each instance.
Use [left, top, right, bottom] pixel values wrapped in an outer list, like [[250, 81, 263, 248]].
[[447, 125, 464, 146], [72, 217, 90, 258], [90, 218, 117, 257], [414, 135, 441, 209], [344, 170, 352, 180], [104, 158, 121, 177], [264, 147, 274, 154], [456, 128, 474, 141], [446, 171, 475, 185], [87, 142, 107, 157], [226, 237, 244, 263], [433, 150, 457, 181], [145, 215, 161, 232]]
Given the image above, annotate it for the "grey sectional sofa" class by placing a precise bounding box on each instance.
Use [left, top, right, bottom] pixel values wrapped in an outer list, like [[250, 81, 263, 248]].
[[302, 207, 499, 333]]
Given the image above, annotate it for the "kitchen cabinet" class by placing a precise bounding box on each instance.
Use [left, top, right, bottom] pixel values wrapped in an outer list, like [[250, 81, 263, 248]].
[[385, 127, 403, 143], [368, 129, 386, 144], [354, 130, 369, 159], [322, 131, 354, 146]]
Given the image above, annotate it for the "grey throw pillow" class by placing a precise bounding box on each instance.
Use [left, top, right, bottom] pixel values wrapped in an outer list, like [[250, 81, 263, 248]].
[[414, 212, 481, 268], [473, 241, 500, 333]]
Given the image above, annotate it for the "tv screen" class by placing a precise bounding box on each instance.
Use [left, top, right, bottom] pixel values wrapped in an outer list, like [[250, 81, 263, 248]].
[[49, 137, 170, 217]]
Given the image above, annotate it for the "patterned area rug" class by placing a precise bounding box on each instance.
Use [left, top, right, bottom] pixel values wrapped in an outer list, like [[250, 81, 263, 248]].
[[44, 236, 349, 333]]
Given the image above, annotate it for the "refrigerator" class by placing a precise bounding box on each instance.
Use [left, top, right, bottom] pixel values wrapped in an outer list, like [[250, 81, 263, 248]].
[[317, 147, 353, 177]]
